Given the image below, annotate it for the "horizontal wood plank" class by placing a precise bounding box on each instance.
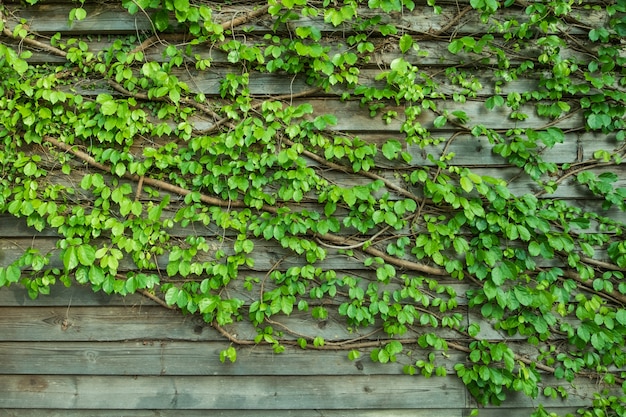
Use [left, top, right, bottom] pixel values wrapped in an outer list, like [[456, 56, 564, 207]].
[[0, 278, 468, 308], [62, 69, 609, 100], [0, 374, 468, 409], [0, 410, 582, 417], [4, 3, 605, 36], [0, 305, 465, 342], [0, 341, 463, 376], [0, 410, 466, 417], [0, 373, 609, 410], [0, 283, 155, 307]]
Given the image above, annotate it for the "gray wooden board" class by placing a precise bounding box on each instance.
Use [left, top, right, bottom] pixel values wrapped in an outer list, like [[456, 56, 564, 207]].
[[2, 191, 625, 243], [0, 373, 611, 410], [0, 236, 444, 272], [62, 69, 611, 100], [0, 283, 156, 307], [0, 305, 466, 342], [58, 98, 583, 132], [193, 98, 587, 132], [406, 132, 611, 165], [0, 374, 469, 409], [3, 3, 607, 36], [465, 409, 579, 417], [0, 305, 214, 342], [0, 410, 468, 417], [0, 280, 470, 308], [0, 341, 464, 376], [0, 410, 582, 417], [13, 35, 596, 68]]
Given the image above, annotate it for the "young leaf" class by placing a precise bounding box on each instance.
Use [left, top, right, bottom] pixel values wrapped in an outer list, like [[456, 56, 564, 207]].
[[399, 34, 413, 54]]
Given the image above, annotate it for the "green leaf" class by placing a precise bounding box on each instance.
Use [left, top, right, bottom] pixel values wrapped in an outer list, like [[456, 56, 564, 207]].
[[491, 266, 505, 285], [528, 241, 541, 256], [219, 346, 237, 363], [164, 287, 179, 306], [154, 10, 170, 31], [460, 176, 473, 193], [399, 34, 413, 54], [433, 115, 447, 128], [174, 0, 190, 12], [343, 189, 356, 206], [468, 323, 480, 337], [485, 95, 504, 110], [513, 286, 533, 306], [381, 139, 402, 160], [23, 161, 37, 176], [348, 350, 360, 360], [447, 39, 463, 54], [77, 245, 96, 266], [73, 7, 87, 20], [100, 99, 118, 116], [63, 246, 79, 271], [537, 127, 565, 147], [6, 265, 21, 283]]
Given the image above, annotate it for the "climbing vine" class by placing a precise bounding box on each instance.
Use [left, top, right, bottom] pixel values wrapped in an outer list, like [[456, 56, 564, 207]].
[[1, 0, 626, 415]]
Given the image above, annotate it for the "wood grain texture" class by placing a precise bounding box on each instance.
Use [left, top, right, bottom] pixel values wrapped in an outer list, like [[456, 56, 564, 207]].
[[0, 341, 465, 376], [0, 374, 468, 409], [0, 304, 465, 343], [0, 409, 466, 417], [3, 3, 606, 36]]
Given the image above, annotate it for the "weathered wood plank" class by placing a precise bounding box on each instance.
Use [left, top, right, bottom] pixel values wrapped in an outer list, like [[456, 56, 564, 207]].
[[0, 410, 466, 417], [0, 283, 155, 307], [4, 3, 606, 36], [61, 67, 609, 101], [465, 409, 580, 417], [14, 34, 596, 69], [0, 410, 577, 417], [0, 305, 213, 342], [0, 305, 466, 342], [406, 132, 593, 165], [287, 99, 585, 133], [0, 278, 468, 308], [10, 161, 626, 207], [0, 341, 464, 376], [0, 374, 468, 409], [0, 237, 415, 272]]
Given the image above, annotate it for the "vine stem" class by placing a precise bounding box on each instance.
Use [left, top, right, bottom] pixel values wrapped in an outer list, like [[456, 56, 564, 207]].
[[445, 340, 562, 376], [314, 225, 392, 250], [317, 232, 447, 276], [139, 290, 177, 310], [0, 16, 67, 58], [563, 269, 626, 306]]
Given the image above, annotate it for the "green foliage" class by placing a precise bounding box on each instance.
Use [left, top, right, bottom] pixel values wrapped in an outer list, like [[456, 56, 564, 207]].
[[0, 0, 626, 416]]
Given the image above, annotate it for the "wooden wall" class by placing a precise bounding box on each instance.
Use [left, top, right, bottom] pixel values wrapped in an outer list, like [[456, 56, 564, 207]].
[[1, 0, 624, 415]]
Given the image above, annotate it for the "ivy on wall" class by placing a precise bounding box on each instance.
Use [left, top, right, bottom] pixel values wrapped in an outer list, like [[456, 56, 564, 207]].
[[1, 0, 626, 415]]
